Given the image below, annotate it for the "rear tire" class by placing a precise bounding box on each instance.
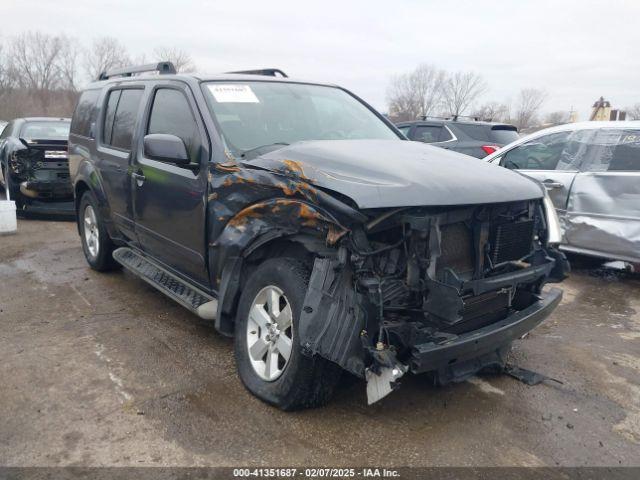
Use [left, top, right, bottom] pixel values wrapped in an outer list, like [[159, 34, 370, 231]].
[[78, 191, 119, 271], [234, 257, 341, 410]]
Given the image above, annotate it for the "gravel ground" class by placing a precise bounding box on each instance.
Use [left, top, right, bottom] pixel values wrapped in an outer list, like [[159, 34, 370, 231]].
[[0, 217, 639, 467]]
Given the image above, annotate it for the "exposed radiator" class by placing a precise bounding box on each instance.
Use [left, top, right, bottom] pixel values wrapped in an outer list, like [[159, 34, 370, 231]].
[[438, 222, 474, 278], [490, 220, 534, 264]]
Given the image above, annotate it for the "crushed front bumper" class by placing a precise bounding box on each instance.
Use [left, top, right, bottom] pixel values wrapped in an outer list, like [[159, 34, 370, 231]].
[[19, 180, 73, 200], [410, 287, 563, 374]]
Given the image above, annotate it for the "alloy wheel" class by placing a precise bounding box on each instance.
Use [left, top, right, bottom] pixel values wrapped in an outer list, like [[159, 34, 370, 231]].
[[246, 285, 294, 381]]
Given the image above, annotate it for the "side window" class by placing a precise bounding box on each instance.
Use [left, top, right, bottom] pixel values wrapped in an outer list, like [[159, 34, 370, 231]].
[[70, 89, 100, 138], [501, 131, 571, 170], [102, 90, 121, 146], [397, 125, 411, 138], [105, 89, 144, 151], [580, 129, 640, 172], [439, 126, 454, 142], [413, 125, 442, 143], [147, 88, 201, 162]]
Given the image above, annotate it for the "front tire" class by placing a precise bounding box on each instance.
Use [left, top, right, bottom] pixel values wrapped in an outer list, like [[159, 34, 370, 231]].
[[78, 191, 119, 271], [234, 257, 341, 410]]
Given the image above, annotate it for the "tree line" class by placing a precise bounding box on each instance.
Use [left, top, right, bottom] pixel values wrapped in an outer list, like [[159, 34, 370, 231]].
[[0, 31, 195, 120], [387, 63, 640, 129], [386, 63, 550, 129], [2, 33, 638, 127]]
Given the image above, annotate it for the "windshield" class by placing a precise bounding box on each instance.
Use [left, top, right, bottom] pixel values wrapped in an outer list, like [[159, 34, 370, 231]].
[[202, 81, 399, 156], [20, 121, 70, 141]]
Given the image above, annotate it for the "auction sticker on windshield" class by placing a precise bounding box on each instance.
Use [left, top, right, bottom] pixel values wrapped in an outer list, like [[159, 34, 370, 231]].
[[209, 84, 259, 103]]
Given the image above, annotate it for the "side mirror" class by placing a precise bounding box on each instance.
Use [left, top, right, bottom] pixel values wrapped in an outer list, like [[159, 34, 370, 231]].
[[143, 134, 190, 165]]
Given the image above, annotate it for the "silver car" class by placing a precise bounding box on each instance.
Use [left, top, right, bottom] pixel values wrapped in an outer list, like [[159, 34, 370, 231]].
[[485, 121, 640, 264]]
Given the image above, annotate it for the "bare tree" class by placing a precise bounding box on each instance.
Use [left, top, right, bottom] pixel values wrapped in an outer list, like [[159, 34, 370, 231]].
[[153, 46, 196, 73], [386, 63, 445, 121], [58, 36, 82, 91], [8, 32, 70, 113], [513, 88, 547, 130], [0, 43, 14, 93], [544, 110, 570, 125], [472, 102, 510, 122], [625, 103, 640, 120], [84, 37, 130, 80], [442, 71, 487, 117]]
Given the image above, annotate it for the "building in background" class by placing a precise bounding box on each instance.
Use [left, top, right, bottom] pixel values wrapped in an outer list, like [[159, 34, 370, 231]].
[[590, 96, 626, 121]]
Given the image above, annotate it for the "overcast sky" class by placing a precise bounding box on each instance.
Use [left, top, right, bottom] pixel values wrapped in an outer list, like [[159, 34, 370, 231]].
[[3, 0, 639, 120]]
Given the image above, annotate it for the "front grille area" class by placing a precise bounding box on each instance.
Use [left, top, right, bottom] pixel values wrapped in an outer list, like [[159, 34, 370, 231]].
[[490, 220, 534, 264]]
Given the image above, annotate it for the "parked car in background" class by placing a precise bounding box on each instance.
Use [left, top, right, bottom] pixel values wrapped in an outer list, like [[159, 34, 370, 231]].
[[485, 121, 640, 264], [0, 117, 73, 214], [396, 117, 519, 158], [0, 121, 7, 136], [69, 63, 567, 409]]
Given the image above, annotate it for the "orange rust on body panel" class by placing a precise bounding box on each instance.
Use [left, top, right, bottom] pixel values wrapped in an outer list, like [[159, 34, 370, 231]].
[[227, 202, 268, 227], [282, 159, 307, 178], [227, 198, 335, 231], [221, 175, 258, 187], [326, 224, 348, 245], [299, 203, 320, 227], [215, 162, 241, 173], [275, 179, 318, 202]]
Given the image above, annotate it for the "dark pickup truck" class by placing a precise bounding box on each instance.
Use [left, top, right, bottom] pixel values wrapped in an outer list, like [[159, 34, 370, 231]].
[[69, 63, 568, 409]]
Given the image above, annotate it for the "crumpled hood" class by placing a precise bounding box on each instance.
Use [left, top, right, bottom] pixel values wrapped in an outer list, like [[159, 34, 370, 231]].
[[247, 139, 543, 208]]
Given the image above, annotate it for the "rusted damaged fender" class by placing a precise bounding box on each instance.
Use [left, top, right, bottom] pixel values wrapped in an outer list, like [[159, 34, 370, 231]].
[[206, 160, 361, 335]]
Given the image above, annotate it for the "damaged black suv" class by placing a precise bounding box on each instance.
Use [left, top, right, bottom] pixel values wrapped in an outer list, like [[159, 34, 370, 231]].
[[69, 63, 568, 409]]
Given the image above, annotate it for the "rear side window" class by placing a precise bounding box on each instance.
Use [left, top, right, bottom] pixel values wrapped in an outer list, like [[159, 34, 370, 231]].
[[413, 125, 442, 143], [103, 89, 144, 151], [397, 125, 411, 138], [580, 129, 640, 172], [103, 90, 121, 147], [454, 123, 492, 141], [440, 126, 454, 141], [147, 88, 201, 162], [455, 123, 518, 144], [71, 89, 100, 138]]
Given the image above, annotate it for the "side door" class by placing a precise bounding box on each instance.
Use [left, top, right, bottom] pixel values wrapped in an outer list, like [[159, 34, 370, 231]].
[[564, 128, 640, 262], [498, 130, 581, 212], [132, 82, 210, 288], [97, 86, 146, 242]]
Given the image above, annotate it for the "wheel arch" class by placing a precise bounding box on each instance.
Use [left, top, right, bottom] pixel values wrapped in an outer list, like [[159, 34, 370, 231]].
[[73, 162, 112, 236], [211, 198, 345, 336]]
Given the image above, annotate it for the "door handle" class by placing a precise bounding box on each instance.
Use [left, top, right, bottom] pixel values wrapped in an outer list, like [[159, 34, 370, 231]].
[[542, 180, 563, 189], [131, 171, 145, 186]]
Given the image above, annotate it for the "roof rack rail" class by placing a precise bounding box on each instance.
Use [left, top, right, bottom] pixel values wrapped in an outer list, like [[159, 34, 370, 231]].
[[420, 115, 450, 121], [98, 61, 177, 81], [450, 115, 480, 122], [420, 114, 481, 122], [227, 68, 288, 78]]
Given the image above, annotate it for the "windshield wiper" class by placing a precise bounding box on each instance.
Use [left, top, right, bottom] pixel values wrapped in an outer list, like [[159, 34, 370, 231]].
[[240, 142, 289, 159]]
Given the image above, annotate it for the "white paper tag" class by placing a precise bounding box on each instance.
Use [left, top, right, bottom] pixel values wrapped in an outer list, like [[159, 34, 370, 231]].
[[208, 84, 259, 103]]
